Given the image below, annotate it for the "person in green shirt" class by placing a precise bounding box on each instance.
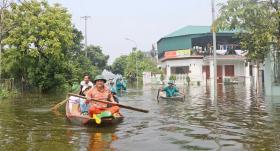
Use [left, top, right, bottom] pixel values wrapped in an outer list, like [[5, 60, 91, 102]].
[[108, 79, 115, 90], [122, 78, 127, 91], [161, 80, 179, 97], [116, 78, 123, 91]]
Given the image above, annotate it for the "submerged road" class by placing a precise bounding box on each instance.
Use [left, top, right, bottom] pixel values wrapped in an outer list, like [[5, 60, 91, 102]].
[[0, 84, 280, 151]]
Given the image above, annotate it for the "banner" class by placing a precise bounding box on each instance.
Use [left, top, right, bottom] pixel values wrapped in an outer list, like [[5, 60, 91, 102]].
[[164, 49, 191, 58], [176, 49, 191, 56], [164, 51, 177, 58]]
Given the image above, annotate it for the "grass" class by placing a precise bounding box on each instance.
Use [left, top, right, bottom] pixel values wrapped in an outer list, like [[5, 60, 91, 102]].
[[0, 88, 18, 99]]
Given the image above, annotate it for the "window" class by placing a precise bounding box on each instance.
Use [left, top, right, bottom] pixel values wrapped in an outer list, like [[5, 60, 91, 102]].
[[171, 66, 189, 74]]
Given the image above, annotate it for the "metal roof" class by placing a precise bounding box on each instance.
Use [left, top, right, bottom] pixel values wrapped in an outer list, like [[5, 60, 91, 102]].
[[164, 25, 236, 38]]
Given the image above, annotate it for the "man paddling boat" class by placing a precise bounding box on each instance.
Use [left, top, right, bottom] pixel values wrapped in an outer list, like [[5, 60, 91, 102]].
[[161, 80, 180, 97], [86, 75, 120, 124]]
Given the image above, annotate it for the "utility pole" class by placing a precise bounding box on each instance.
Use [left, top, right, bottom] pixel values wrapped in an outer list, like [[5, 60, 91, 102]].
[[211, 0, 217, 98], [81, 16, 90, 58]]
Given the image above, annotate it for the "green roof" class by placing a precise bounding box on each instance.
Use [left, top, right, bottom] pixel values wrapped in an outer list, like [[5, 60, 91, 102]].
[[164, 25, 236, 38]]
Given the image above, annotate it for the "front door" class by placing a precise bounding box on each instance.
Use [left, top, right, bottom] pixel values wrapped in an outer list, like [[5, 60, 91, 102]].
[[225, 65, 234, 77], [202, 65, 210, 79], [217, 65, 223, 83]]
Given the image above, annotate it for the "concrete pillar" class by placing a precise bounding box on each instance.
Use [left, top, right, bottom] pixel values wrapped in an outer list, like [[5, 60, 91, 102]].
[[209, 60, 215, 97], [244, 62, 251, 85], [264, 56, 272, 95], [245, 62, 250, 77], [209, 60, 214, 79], [167, 65, 171, 80], [252, 64, 258, 88]]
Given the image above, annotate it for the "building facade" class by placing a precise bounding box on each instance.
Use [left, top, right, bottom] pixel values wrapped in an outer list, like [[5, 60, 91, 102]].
[[264, 48, 280, 96], [157, 25, 248, 85]]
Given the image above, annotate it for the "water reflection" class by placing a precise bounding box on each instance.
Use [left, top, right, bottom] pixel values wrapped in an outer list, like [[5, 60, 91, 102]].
[[0, 84, 280, 150], [88, 132, 118, 151], [65, 126, 118, 151]]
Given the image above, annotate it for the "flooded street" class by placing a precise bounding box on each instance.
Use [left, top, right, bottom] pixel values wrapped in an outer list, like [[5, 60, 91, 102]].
[[1, 84, 280, 151]]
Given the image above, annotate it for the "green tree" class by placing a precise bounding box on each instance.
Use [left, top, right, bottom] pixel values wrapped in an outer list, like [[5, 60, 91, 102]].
[[65, 29, 108, 84], [111, 50, 159, 82], [0, 1, 110, 92], [86, 45, 109, 69], [112, 50, 159, 82], [216, 0, 273, 94], [111, 55, 128, 75], [2, 1, 75, 92]]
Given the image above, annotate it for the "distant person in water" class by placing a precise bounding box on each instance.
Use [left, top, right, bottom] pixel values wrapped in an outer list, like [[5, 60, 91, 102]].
[[186, 74, 190, 86], [116, 78, 122, 91], [161, 80, 179, 97], [110, 88, 119, 103], [79, 74, 94, 96], [121, 78, 127, 90], [108, 80, 119, 103], [108, 79, 115, 90], [116, 78, 126, 91]]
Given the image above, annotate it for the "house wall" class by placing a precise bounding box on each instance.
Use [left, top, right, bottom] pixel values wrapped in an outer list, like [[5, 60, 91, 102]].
[[264, 52, 280, 96], [208, 59, 246, 84], [160, 58, 246, 84], [160, 59, 204, 83], [217, 60, 245, 77]]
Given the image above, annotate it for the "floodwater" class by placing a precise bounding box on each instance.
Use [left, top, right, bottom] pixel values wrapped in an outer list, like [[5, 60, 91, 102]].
[[1, 84, 280, 151]]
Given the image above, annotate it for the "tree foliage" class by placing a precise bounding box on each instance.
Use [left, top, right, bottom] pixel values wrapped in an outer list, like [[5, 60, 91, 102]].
[[216, 0, 273, 62], [111, 50, 160, 82], [0, 1, 109, 92], [1, 1, 75, 91], [111, 55, 128, 75], [216, 0, 280, 93], [86, 45, 109, 69]]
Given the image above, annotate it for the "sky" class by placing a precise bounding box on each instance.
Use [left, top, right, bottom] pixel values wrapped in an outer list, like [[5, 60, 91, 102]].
[[47, 0, 226, 64]]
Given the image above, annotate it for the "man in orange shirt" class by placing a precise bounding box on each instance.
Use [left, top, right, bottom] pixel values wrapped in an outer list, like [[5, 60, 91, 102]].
[[86, 75, 119, 124]]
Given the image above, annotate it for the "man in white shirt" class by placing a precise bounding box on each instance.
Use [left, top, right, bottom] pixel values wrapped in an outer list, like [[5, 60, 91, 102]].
[[79, 74, 94, 96]]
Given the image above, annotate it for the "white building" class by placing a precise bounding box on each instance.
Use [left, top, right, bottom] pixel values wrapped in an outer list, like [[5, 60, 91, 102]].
[[264, 49, 280, 96], [156, 26, 249, 85], [158, 52, 247, 85]]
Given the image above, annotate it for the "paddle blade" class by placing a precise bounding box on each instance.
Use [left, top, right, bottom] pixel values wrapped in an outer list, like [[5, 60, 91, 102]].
[[50, 99, 68, 111], [156, 89, 160, 103]]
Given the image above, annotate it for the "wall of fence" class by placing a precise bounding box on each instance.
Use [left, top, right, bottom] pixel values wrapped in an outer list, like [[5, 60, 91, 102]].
[[0, 78, 15, 90], [143, 71, 248, 86]]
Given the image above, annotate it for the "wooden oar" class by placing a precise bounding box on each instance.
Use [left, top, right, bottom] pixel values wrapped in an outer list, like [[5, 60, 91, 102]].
[[68, 93, 149, 113], [51, 88, 80, 111], [179, 92, 186, 100], [50, 96, 69, 111], [156, 89, 160, 103]]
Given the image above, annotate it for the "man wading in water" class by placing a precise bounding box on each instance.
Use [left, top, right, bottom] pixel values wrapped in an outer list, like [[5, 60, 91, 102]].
[[86, 75, 120, 124]]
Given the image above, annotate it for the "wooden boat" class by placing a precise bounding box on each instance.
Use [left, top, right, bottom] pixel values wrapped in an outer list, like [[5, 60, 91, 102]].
[[65, 98, 124, 126], [159, 92, 185, 101]]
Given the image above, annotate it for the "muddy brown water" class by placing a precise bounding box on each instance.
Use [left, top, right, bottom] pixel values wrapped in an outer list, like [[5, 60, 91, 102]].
[[0, 84, 280, 151]]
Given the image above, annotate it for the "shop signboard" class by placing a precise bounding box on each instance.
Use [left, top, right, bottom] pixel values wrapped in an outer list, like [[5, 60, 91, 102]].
[[164, 49, 191, 58]]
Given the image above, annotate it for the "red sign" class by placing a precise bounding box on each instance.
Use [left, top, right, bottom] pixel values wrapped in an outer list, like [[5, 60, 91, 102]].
[[164, 51, 176, 58]]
